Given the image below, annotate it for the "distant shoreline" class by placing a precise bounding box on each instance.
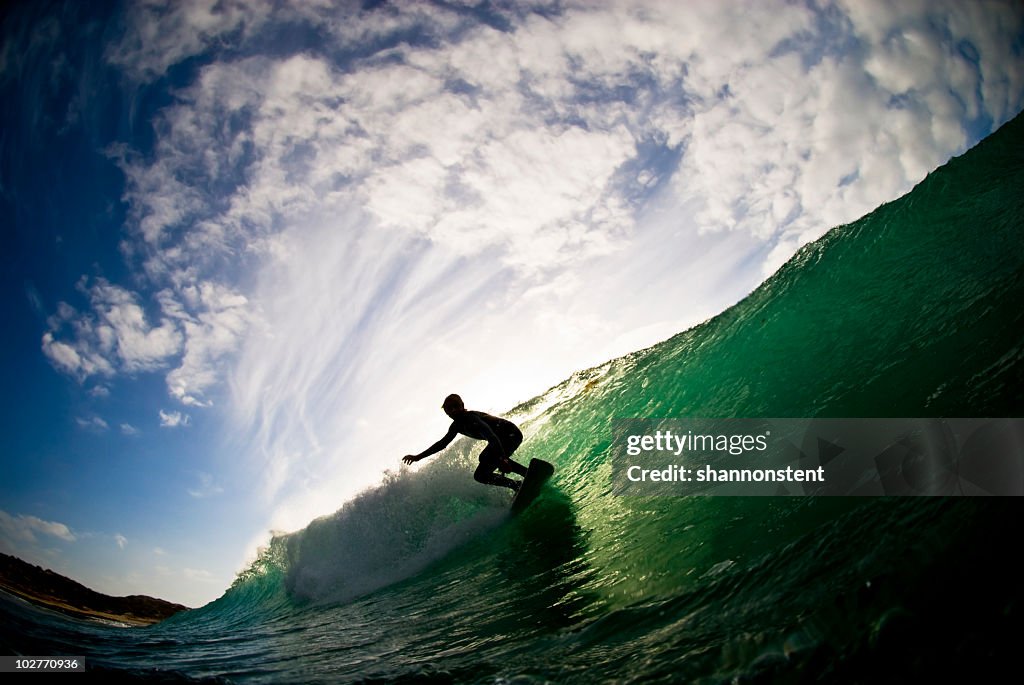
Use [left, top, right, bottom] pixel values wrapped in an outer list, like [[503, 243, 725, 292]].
[[0, 553, 189, 627]]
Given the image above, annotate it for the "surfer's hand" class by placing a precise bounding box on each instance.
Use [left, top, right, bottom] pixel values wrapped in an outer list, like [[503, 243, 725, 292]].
[[402, 454, 418, 465]]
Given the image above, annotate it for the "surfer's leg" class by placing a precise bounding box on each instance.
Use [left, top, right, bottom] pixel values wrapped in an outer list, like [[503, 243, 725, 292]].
[[475, 447, 521, 491], [499, 433, 528, 477], [503, 459, 528, 477], [473, 461, 520, 490]]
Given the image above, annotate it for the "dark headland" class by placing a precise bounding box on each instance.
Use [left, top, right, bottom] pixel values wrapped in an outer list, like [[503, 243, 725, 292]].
[[0, 552, 188, 626]]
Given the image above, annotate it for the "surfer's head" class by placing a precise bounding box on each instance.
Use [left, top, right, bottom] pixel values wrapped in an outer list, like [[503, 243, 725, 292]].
[[442, 393, 464, 417]]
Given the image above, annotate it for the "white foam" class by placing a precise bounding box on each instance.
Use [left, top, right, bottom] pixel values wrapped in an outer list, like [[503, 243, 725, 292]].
[[279, 446, 511, 604]]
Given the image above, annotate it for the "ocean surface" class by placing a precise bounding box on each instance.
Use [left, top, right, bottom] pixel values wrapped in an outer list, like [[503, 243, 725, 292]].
[[3, 114, 1022, 683]]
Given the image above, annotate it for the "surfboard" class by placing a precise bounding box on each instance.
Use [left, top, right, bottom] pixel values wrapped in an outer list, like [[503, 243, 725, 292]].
[[510, 458, 555, 514]]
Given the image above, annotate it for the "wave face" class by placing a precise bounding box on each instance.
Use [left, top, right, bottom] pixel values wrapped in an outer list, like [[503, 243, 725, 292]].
[[5, 116, 1023, 683]]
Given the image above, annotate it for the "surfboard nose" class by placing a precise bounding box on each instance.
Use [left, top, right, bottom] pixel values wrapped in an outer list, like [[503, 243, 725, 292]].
[[511, 459, 555, 514]]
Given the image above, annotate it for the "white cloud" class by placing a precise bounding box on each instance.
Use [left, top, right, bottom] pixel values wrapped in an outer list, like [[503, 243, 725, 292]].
[[90, 279, 183, 370], [43, 276, 252, 407], [120, 423, 141, 436], [115, 533, 127, 550], [659, 1, 1019, 277], [159, 409, 190, 428], [42, 278, 182, 380], [183, 566, 220, 583], [163, 283, 253, 407], [106, 0, 274, 83], [75, 416, 109, 432], [0, 510, 76, 545], [187, 472, 224, 498], [41, 331, 114, 379]]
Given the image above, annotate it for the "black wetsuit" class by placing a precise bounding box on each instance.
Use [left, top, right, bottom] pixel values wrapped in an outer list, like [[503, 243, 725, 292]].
[[450, 411, 528, 489]]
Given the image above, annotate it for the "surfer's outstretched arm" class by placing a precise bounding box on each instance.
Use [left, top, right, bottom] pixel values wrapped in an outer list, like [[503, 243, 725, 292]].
[[402, 426, 458, 465]]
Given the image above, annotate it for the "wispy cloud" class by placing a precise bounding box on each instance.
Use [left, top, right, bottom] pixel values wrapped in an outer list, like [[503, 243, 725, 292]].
[[0, 509, 76, 545], [159, 409, 190, 428], [105, 0, 274, 83], [187, 472, 223, 499], [183, 566, 220, 583], [75, 416, 109, 432], [24, 282, 44, 316], [115, 533, 127, 550], [120, 423, 140, 436]]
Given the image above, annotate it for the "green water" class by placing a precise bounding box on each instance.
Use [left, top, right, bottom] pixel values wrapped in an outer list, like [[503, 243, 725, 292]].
[[4, 115, 1022, 683]]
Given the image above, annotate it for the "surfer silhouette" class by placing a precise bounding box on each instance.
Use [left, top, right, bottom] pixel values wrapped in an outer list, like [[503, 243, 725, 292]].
[[402, 394, 527, 492]]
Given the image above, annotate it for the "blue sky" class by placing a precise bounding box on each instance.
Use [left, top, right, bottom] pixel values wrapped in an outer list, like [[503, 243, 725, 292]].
[[1, 0, 1022, 607]]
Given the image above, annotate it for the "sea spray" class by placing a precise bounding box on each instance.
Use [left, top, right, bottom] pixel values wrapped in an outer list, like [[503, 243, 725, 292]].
[[225, 444, 512, 607]]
